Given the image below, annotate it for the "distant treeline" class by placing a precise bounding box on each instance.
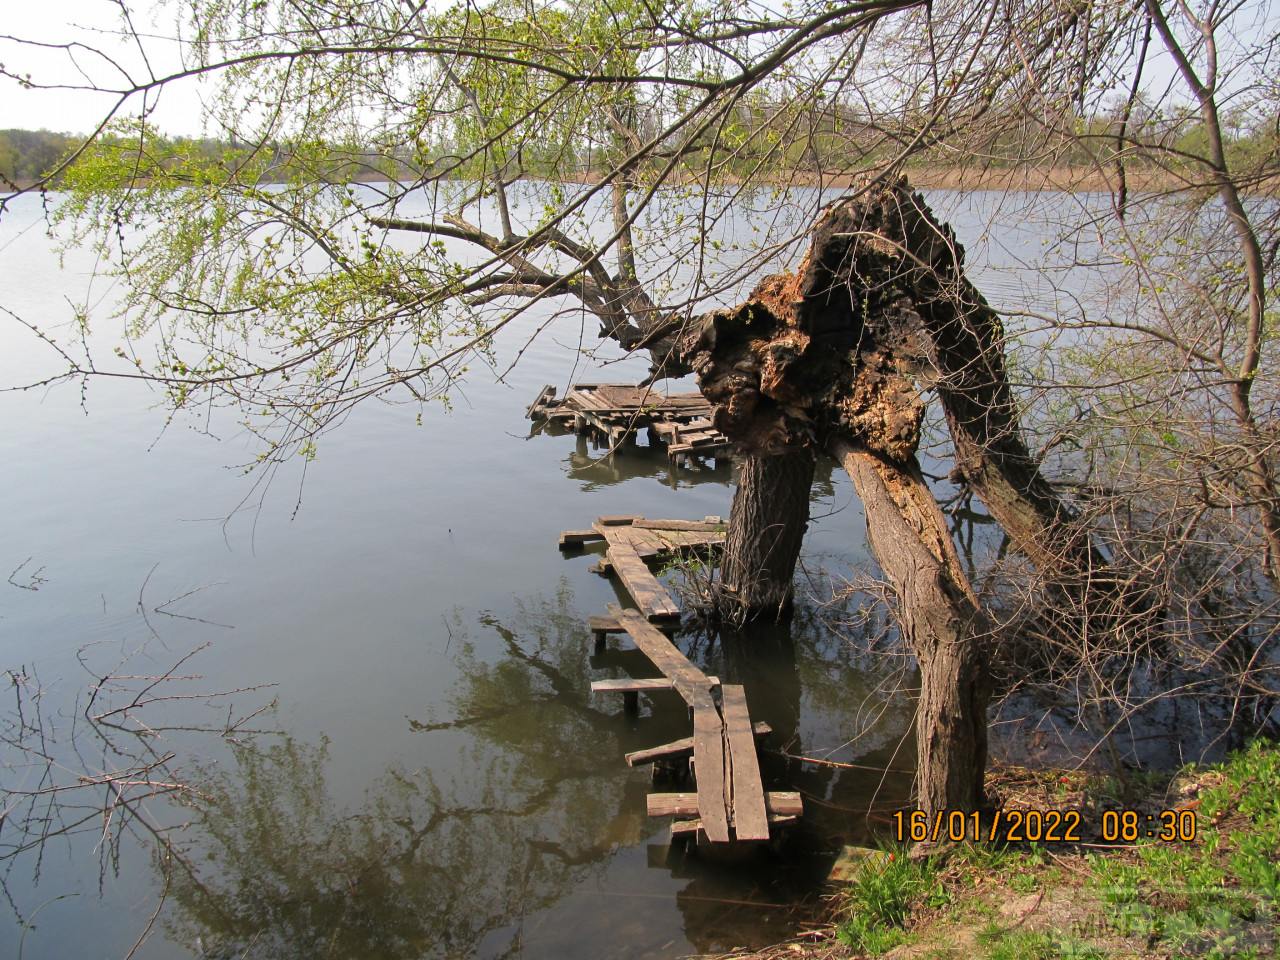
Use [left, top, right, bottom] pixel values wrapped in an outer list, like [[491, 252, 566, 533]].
[[0, 129, 80, 184], [3, 108, 1276, 191]]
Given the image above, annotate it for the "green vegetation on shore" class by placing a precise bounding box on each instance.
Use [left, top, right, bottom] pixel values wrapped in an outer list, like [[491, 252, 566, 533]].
[[816, 741, 1280, 960]]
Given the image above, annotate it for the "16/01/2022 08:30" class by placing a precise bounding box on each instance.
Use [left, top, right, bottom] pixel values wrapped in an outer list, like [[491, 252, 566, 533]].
[[892, 808, 1198, 843]]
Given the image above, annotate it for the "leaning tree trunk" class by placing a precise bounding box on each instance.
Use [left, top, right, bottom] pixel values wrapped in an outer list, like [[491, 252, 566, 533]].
[[836, 440, 990, 813], [804, 181, 1110, 583], [718, 451, 815, 623]]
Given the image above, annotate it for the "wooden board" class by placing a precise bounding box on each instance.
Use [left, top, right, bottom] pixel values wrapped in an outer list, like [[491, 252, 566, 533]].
[[625, 721, 771, 767], [605, 545, 680, 621], [669, 813, 798, 837], [591, 676, 719, 694], [607, 606, 711, 700], [526, 384, 556, 419], [721, 684, 770, 841], [559, 529, 605, 548], [633, 518, 727, 533], [587, 614, 623, 634], [647, 791, 803, 819], [597, 515, 638, 527], [691, 701, 731, 842]]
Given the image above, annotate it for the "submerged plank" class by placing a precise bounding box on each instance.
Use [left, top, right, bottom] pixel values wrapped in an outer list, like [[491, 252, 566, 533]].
[[721, 684, 770, 841], [648, 791, 803, 819]]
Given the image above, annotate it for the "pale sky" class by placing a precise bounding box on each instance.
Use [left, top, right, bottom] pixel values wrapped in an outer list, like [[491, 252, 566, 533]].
[[1, 0, 1272, 139], [0, 0, 207, 135]]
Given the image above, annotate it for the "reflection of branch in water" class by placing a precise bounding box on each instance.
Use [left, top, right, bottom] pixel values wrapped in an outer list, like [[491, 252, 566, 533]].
[[0, 639, 274, 945], [6, 557, 46, 592]]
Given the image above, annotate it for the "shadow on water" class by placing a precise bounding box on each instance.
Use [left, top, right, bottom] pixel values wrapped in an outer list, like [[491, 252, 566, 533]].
[[157, 582, 916, 959]]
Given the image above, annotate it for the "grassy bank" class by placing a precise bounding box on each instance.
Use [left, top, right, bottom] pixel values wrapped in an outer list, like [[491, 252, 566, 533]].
[[735, 740, 1280, 960]]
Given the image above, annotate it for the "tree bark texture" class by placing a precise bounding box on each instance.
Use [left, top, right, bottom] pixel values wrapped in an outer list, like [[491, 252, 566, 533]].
[[835, 440, 990, 814], [719, 451, 816, 623], [801, 182, 1108, 582]]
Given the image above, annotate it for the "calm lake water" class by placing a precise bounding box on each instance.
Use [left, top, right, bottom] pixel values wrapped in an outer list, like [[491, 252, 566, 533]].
[[0, 185, 1071, 958]]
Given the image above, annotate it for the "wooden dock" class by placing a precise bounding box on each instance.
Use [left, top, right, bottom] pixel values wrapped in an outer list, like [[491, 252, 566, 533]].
[[529, 383, 733, 468], [558, 515, 726, 622], [596, 604, 800, 843], [561, 513, 801, 845]]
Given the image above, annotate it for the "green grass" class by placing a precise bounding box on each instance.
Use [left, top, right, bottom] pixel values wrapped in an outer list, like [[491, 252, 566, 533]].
[[836, 852, 948, 955], [1087, 739, 1280, 958], [975, 927, 1105, 960]]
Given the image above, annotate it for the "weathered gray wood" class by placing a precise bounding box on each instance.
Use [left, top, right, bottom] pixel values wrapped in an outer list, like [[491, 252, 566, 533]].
[[721, 684, 770, 841], [526, 384, 557, 419], [559, 529, 606, 548], [625, 721, 771, 766], [647, 791, 803, 819], [691, 703, 731, 842], [669, 813, 797, 837], [607, 606, 710, 700], [590, 676, 720, 694], [596, 515, 639, 527], [605, 545, 680, 621], [632, 518, 727, 533]]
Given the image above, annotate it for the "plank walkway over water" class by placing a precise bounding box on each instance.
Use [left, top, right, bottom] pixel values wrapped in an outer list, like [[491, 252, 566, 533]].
[[601, 601, 799, 843], [558, 515, 726, 622], [528, 383, 733, 467], [560, 513, 801, 844]]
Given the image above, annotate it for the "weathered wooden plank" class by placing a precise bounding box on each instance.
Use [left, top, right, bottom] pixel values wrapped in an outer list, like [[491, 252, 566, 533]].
[[608, 606, 710, 698], [632, 518, 727, 533], [669, 813, 798, 837], [597, 515, 639, 527], [721, 684, 770, 841], [605, 546, 680, 621], [587, 614, 623, 634], [692, 702, 731, 842], [526, 384, 557, 419], [591, 676, 720, 694], [625, 721, 771, 766], [559, 529, 605, 548], [647, 791, 803, 819]]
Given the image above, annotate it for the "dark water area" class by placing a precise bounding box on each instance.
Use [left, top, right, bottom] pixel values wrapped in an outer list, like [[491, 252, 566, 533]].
[[0, 187, 928, 959]]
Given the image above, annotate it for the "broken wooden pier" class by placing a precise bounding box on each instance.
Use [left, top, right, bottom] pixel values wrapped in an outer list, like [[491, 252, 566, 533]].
[[558, 514, 726, 622], [593, 604, 800, 843], [528, 383, 733, 468], [560, 515, 801, 845]]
